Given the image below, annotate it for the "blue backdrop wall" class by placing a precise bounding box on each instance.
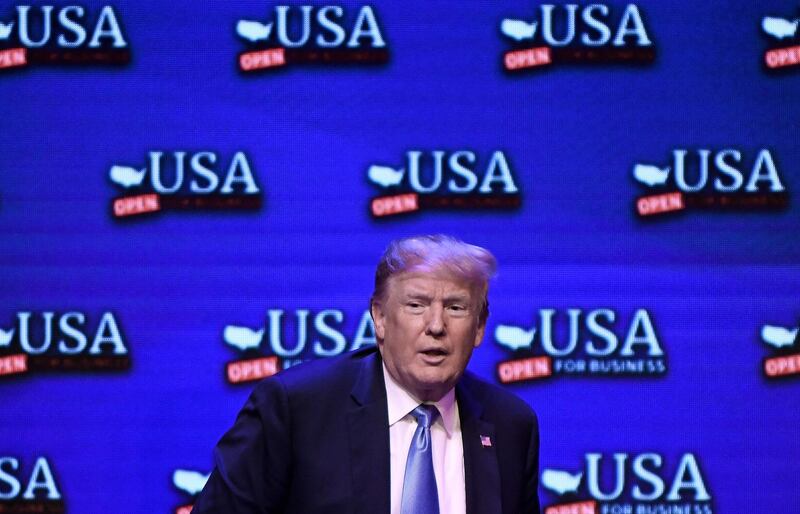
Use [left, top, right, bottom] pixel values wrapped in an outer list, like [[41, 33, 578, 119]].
[[1, 1, 799, 512]]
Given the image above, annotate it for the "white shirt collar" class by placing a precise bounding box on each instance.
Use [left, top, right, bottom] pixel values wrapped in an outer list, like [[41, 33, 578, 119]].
[[382, 362, 457, 437]]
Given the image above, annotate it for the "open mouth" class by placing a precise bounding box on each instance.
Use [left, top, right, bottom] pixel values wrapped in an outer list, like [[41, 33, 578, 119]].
[[421, 349, 448, 357]]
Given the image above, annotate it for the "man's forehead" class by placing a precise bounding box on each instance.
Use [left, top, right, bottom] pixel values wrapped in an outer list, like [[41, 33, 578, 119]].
[[388, 270, 482, 297]]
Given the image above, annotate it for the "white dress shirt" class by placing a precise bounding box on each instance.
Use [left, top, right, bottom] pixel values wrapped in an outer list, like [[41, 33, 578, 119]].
[[382, 363, 466, 514]]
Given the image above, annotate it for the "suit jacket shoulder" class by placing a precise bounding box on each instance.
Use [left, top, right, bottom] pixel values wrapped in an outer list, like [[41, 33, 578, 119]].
[[459, 370, 539, 429], [193, 347, 390, 514]]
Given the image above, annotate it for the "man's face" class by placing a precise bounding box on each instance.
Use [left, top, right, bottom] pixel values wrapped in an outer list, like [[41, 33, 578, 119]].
[[371, 270, 486, 402]]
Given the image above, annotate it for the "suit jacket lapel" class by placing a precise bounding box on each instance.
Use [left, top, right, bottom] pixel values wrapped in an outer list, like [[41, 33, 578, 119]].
[[347, 352, 391, 514], [458, 377, 501, 514]]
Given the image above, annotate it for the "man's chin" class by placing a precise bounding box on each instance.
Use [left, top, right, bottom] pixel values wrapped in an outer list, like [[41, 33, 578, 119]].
[[411, 374, 457, 401]]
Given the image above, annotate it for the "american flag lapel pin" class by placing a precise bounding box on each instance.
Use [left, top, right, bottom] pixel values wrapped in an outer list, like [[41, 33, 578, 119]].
[[480, 435, 492, 448]]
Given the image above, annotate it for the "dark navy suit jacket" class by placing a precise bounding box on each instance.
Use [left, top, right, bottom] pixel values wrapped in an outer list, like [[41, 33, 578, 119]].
[[193, 347, 540, 514]]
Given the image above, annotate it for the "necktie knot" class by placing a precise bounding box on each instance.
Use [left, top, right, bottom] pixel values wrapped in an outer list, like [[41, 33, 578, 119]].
[[412, 404, 439, 429]]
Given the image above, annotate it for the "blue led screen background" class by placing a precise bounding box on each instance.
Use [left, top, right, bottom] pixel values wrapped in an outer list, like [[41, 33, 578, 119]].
[[1, 1, 799, 512]]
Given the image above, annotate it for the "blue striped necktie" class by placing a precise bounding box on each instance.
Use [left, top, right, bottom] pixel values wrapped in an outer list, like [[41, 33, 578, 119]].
[[401, 404, 440, 514]]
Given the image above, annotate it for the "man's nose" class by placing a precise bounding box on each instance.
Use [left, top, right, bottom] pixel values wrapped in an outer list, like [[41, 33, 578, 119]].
[[425, 304, 446, 337]]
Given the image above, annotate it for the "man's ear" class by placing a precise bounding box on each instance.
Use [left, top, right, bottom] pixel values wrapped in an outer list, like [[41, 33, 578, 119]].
[[370, 300, 385, 341], [473, 322, 485, 349]]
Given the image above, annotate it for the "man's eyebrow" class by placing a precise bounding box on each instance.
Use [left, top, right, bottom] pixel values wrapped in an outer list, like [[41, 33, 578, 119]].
[[402, 291, 432, 300], [443, 293, 470, 303]]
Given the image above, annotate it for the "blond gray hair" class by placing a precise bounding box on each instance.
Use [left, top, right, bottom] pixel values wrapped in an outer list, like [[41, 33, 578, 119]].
[[371, 235, 497, 323]]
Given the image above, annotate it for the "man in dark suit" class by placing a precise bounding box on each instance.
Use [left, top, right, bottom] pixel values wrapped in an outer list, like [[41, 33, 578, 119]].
[[193, 235, 540, 514]]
